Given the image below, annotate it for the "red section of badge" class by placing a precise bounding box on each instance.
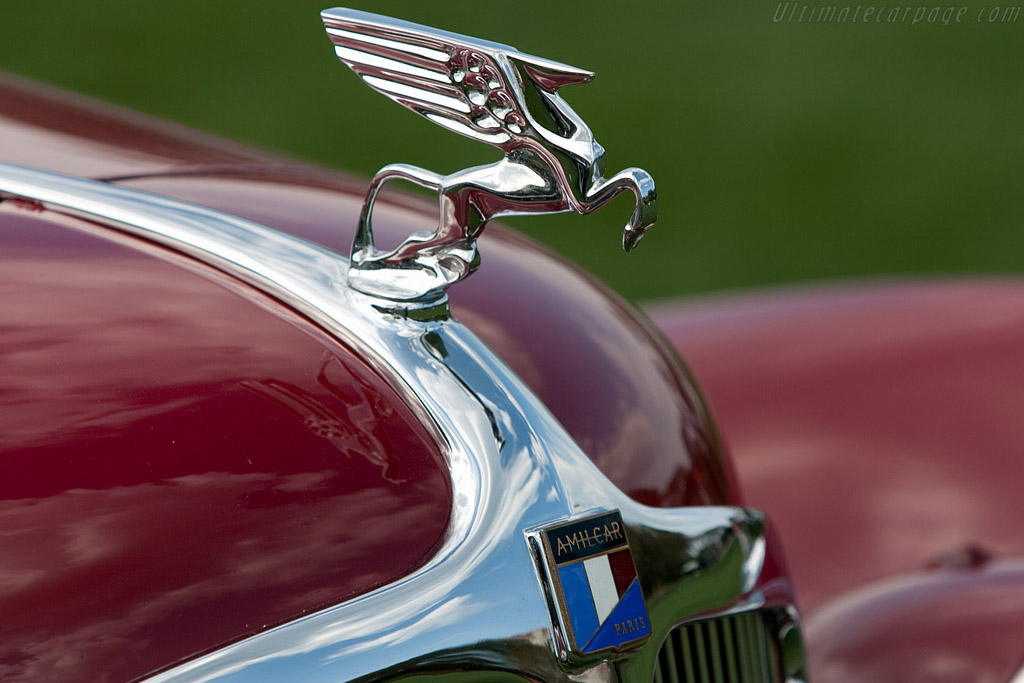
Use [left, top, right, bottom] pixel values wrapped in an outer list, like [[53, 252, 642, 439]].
[[608, 548, 637, 596]]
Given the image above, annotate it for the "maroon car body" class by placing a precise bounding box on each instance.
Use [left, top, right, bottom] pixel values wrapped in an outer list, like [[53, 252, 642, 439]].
[[0, 76, 744, 681], [2, 62, 1020, 681]]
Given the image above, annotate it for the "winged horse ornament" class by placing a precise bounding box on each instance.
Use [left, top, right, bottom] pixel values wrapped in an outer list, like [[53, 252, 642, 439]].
[[322, 8, 658, 301]]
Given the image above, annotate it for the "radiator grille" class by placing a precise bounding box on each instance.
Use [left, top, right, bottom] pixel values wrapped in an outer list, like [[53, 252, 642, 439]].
[[654, 611, 782, 683]]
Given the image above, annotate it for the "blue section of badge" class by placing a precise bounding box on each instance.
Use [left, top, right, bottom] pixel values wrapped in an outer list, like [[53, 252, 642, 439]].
[[558, 562, 599, 646], [582, 578, 650, 653]]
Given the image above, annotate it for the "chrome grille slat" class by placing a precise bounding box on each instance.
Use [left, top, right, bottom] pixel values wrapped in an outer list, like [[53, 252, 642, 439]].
[[693, 623, 711, 682], [755, 614, 771, 680], [737, 616, 749, 681], [756, 614, 771, 680], [722, 617, 739, 681], [679, 625, 697, 683], [741, 614, 756, 682], [659, 630, 675, 683], [741, 616, 754, 680], [707, 619, 725, 682], [751, 614, 764, 680], [654, 611, 783, 683]]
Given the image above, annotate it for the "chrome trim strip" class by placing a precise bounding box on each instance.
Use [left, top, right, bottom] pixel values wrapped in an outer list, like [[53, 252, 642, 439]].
[[0, 162, 800, 682]]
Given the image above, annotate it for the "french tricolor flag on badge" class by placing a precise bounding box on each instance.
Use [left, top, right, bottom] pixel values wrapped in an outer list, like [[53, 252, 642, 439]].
[[539, 510, 651, 654]]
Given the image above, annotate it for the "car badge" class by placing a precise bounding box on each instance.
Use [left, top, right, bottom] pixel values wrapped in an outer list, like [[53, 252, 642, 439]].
[[529, 510, 651, 656], [322, 8, 658, 302]]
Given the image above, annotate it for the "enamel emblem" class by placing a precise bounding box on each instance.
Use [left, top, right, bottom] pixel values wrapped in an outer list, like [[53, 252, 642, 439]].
[[533, 510, 651, 655]]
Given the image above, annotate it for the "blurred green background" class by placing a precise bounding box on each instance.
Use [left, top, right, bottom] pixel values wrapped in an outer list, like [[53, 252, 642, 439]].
[[1, 1, 1021, 302]]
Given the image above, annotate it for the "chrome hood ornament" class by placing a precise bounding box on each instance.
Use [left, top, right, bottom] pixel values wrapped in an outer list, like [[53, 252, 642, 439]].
[[322, 8, 658, 302]]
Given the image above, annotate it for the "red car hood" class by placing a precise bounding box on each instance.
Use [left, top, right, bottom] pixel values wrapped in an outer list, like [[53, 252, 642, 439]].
[[0, 74, 735, 680]]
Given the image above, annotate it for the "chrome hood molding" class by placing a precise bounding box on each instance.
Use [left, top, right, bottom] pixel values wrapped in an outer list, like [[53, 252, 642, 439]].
[[0, 162, 804, 682]]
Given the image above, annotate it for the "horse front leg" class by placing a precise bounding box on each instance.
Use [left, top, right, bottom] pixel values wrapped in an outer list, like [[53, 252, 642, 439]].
[[581, 167, 658, 251]]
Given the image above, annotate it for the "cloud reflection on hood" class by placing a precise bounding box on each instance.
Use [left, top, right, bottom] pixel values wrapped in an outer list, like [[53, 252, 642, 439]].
[[0, 211, 450, 682]]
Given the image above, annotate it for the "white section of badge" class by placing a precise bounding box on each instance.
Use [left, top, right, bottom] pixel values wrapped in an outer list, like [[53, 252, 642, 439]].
[[583, 555, 618, 623]]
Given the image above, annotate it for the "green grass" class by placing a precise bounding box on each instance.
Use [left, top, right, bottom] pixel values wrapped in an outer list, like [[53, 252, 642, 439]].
[[2, 1, 1021, 301]]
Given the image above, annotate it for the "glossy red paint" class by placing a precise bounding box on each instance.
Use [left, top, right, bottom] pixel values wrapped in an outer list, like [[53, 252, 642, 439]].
[[807, 561, 1024, 682], [0, 208, 450, 682], [0, 74, 276, 178], [121, 171, 738, 508], [649, 280, 1024, 612]]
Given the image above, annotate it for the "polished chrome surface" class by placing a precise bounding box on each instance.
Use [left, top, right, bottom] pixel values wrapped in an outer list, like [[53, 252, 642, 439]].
[[323, 7, 658, 301], [0, 162, 798, 682]]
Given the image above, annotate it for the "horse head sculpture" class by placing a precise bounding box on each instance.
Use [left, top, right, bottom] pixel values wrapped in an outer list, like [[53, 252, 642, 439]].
[[323, 8, 659, 302]]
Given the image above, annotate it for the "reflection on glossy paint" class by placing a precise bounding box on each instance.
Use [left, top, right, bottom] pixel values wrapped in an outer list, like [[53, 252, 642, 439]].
[[0, 473, 439, 676], [241, 355, 410, 482], [0, 211, 450, 682]]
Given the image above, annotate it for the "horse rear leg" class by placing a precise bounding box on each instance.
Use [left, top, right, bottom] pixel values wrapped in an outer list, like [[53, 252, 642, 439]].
[[354, 163, 443, 263]]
